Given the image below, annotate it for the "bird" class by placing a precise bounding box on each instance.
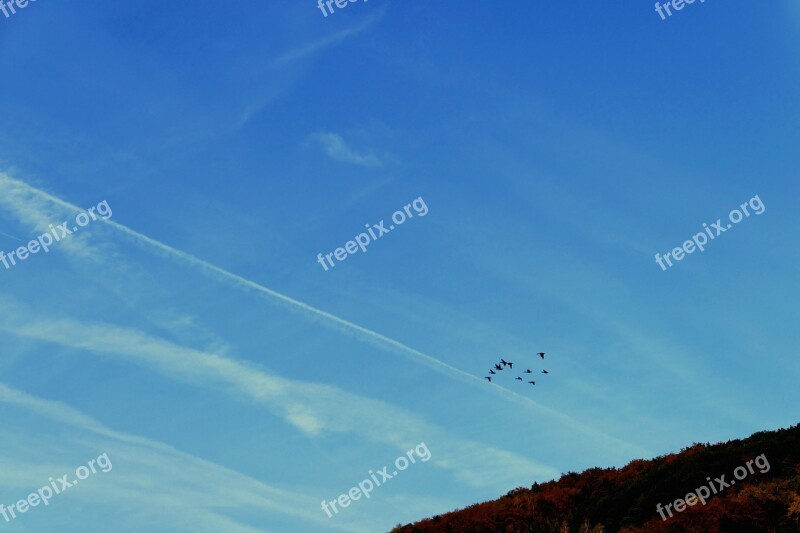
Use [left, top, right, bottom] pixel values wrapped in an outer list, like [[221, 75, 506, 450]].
[[485, 376, 492, 382], [489, 369, 496, 375], [538, 352, 545, 359], [523, 369, 532, 373], [527, 381, 536, 385], [494, 364, 503, 371], [516, 377, 522, 381], [500, 358, 508, 366], [507, 362, 513, 369], [542, 370, 549, 374]]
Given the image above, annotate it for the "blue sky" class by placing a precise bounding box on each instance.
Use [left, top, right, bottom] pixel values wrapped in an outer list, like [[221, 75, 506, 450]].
[[1, 1, 799, 531]]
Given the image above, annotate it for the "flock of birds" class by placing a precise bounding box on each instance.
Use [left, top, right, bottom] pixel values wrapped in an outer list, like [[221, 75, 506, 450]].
[[483, 352, 549, 389]]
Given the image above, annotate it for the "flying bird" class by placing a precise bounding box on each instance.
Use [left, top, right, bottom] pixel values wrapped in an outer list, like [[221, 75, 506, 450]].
[[485, 376, 492, 382], [489, 369, 496, 375], [527, 381, 536, 385], [523, 369, 532, 373], [494, 364, 502, 371], [515, 377, 522, 381], [538, 352, 545, 359], [500, 358, 508, 366], [507, 362, 513, 369], [542, 370, 549, 374]]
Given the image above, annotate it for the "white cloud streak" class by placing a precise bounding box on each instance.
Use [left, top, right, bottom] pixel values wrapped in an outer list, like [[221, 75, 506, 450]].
[[0, 382, 365, 533], [270, 12, 382, 67], [0, 229, 21, 241], [0, 172, 648, 458], [313, 132, 381, 167], [0, 298, 559, 489]]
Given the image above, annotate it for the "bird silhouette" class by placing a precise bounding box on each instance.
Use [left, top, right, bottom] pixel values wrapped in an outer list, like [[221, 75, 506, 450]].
[[500, 358, 508, 366], [516, 376, 522, 381], [524, 369, 532, 373], [507, 362, 513, 369], [542, 370, 549, 374], [485, 376, 492, 382], [494, 364, 502, 371], [538, 352, 545, 359], [489, 369, 496, 375], [527, 381, 536, 385]]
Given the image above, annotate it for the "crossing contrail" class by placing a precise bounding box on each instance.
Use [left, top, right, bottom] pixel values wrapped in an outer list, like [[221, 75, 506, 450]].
[[0, 173, 648, 456]]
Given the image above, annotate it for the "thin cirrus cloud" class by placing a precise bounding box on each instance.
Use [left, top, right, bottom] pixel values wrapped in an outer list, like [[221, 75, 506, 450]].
[[313, 132, 382, 167], [270, 10, 384, 67], [0, 383, 368, 533], [0, 173, 112, 263], [0, 297, 560, 490], [0, 172, 648, 459]]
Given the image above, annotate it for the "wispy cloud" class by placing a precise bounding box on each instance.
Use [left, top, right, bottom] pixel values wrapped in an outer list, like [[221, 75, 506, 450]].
[[0, 382, 363, 533], [0, 173, 111, 262], [271, 12, 383, 67], [0, 172, 648, 458], [0, 298, 559, 489], [313, 132, 382, 167]]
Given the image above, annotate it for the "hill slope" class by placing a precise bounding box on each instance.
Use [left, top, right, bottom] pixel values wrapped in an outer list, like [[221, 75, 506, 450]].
[[393, 424, 800, 532]]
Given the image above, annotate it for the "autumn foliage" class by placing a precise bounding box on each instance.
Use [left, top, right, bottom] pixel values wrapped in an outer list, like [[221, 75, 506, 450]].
[[393, 423, 800, 532]]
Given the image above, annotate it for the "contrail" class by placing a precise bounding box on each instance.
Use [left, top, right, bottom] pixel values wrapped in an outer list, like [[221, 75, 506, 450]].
[[0, 230, 21, 241], [0, 173, 649, 456]]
